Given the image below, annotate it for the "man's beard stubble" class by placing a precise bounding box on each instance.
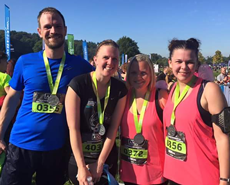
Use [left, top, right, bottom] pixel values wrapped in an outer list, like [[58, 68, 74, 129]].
[[44, 35, 65, 50]]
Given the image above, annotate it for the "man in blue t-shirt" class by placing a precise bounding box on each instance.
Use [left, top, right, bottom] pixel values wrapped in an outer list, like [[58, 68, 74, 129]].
[[0, 7, 93, 185]]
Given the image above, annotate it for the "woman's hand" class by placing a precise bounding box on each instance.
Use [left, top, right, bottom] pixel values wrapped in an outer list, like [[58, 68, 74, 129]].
[[87, 161, 104, 183], [77, 166, 92, 185]]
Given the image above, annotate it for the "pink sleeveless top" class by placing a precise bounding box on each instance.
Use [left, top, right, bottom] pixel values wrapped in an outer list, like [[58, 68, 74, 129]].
[[120, 88, 166, 184], [163, 78, 219, 185]]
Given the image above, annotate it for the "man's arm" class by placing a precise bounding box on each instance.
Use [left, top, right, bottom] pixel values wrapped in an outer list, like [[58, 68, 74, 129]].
[[0, 87, 21, 151]]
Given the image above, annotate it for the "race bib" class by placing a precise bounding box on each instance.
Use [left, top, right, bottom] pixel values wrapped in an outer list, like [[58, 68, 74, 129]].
[[32, 92, 64, 114], [32, 102, 63, 114], [82, 133, 103, 159], [82, 142, 102, 153], [120, 137, 148, 165], [165, 132, 187, 161]]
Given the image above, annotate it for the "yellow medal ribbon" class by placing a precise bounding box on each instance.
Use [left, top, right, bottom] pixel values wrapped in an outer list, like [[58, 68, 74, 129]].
[[43, 51, 66, 95], [92, 72, 111, 126], [170, 76, 196, 125], [132, 90, 150, 134]]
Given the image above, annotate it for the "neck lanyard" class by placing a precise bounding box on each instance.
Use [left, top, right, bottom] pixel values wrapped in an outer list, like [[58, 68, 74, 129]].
[[43, 51, 66, 95], [92, 72, 111, 125], [170, 76, 196, 125], [132, 90, 150, 134]]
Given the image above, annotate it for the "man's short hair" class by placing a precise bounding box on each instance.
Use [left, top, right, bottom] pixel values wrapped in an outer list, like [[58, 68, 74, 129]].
[[37, 7, 66, 28]]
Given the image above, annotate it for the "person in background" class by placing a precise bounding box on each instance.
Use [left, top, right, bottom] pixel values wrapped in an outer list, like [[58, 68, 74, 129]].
[[156, 66, 169, 82], [163, 38, 229, 185], [217, 67, 228, 85], [6, 59, 17, 77], [89, 57, 96, 68], [0, 51, 11, 108], [120, 54, 168, 185], [120, 63, 128, 80], [127, 57, 133, 63], [0, 52, 11, 96], [66, 40, 127, 185], [0, 7, 93, 185], [165, 67, 176, 91]]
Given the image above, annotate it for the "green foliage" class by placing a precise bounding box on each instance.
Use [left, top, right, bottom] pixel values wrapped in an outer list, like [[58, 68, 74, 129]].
[[66, 40, 97, 60], [149, 53, 168, 67], [213, 50, 223, 64], [198, 52, 205, 63], [156, 57, 168, 67], [117, 36, 140, 60], [150, 53, 161, 63], [85, 41, 97, 60], [213, 70, 220, 78], [0, 30, 97, 61], [1, 30, 229, 67], [223, 55, 230, 63], [206, 56, 213, 65], [33, 39, 43, 52], [0, 30, 40, 60]]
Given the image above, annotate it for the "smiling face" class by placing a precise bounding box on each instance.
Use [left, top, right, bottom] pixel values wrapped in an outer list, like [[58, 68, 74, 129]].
[[37, 12, 67, 50], [94, 45, 119, 78], [129, 61, 151, 91], [169, 48, 197, 84]]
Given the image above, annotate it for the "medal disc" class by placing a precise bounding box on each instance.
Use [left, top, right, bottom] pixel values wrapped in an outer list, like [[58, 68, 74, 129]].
[[92, 133, 101, 141], [168, 125, 176, 137], [99, 125, 106, 136], [134, 133, 145, 145], [48, 95, 59, 106], [94, 123, 100, 133]]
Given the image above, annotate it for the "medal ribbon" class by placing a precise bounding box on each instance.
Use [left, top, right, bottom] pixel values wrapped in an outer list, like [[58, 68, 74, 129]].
[[43, 51, 66, 94], [170, 76, 196, 125], [132, 90, 150, 134], [92, 72, 111, 125]]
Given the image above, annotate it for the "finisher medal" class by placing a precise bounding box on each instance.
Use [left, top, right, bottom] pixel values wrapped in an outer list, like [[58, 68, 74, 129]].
[[168, 125, 176, 137], [99, 125, 106, 136], [92, 72, 110, 137], [48, 95, 60, 107], [134, 133, 145, 145]]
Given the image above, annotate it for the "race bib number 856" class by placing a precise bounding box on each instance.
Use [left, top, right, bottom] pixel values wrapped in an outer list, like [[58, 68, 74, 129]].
[[165, 136, 186, 154]]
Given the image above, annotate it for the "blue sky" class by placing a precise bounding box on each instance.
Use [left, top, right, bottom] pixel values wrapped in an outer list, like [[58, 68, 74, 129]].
[[1, 0, 230, 58]]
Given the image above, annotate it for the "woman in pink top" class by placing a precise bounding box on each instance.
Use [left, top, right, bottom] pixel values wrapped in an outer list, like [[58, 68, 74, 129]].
[[120, 54, 168, 185], [163, 38, 230, 185]]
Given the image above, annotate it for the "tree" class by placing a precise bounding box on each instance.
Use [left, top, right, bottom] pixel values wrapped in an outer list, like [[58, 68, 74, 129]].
[[87, 41, 97, 60], [150, 53, 162, 63], [71, 40, 97, 60], [156, 57, 168, 67], [223, 55, 230, 64], [206, 56, 213, 65], [33, 40, 42, 52], [73, 40, 83, 57], [117, 36, 140, 60], [213, 50, 223, 64], [0, 29, 98, 61], [198, 52, 205, 63]]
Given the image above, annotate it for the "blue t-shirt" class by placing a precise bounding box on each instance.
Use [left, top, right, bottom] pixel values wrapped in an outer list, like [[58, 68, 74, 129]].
[[9, 51, 94, 151]]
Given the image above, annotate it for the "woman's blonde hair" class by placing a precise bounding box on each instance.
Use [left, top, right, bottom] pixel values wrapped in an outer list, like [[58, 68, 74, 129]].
[[126, 54, 155, 90]]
